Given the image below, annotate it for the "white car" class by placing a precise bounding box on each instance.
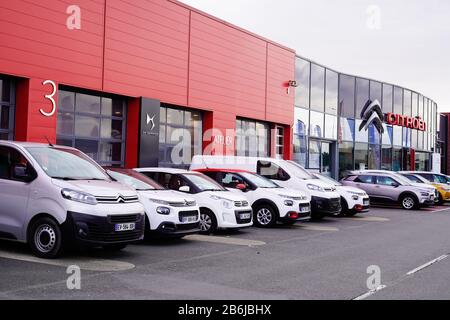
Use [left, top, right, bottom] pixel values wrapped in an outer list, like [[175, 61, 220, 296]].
[[191, 155, 342, 220], [135, 168, 253, 234], [195, 168, 311, 227], [0, 142, 145, 259], [106, 168, 200, 239], [310, 172, 370, 216]]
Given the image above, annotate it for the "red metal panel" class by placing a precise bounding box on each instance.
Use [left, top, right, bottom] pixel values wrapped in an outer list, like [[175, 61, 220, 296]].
[[0, 0, 104, 90], [266, 43, 295, 126], [188, 11, 267, 122], [103, 0, 190, 105]]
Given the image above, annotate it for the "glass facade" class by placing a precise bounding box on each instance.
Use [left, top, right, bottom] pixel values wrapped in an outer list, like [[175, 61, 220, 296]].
[[159, 105, 203, 168], [294, 56, 439, 178], [236, 118, 270, 157], [56, 88, 126, 167], [0, 76, 15, 141]]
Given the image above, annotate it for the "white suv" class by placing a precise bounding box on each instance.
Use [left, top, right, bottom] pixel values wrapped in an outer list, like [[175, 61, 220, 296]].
[[0, 142, 145, 258], [135, 168, 253, 234], [195, 169, 311, 227], [106, 168, 200, 239]]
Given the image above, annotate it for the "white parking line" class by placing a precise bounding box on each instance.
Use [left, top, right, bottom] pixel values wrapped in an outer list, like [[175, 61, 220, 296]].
[[185, 235, 266, 247], [353, 285, 387, 300], [0, 249, 135, 272], [406, 255, 449, 276]]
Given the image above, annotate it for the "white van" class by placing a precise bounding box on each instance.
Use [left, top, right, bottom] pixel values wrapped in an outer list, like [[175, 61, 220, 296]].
[[191, 156, 341, 220], [195, 168, 311, 227], [135, 168, 253, 234], [106, 168, 200, 238], [0, 142, 145, 258]]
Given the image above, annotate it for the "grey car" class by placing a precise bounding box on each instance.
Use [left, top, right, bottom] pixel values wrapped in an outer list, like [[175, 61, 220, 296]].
[[341, 170, 436, 210]]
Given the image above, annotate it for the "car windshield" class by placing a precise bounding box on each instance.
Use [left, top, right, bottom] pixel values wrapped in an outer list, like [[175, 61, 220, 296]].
[[314, 173, 342, 186], [240, 172, 280, 188], [26, 147, 109, 181], [435, 174, 448, 184], [391, 173, 412, 186], [184, 173, 226, 192], [402, 174, 423, 183], [286, 160, 317, 180], [107, 170, 164, 191]]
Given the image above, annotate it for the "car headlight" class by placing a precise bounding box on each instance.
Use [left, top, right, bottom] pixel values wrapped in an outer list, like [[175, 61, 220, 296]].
[[156, 206, 171, 215], [210, 195, 234, 209], [307, 184, 324, 192], [61, 188, 97, 205], [284, 200, 294, 206], [149, 198, 170, 205], [443, 187, 450, 192]]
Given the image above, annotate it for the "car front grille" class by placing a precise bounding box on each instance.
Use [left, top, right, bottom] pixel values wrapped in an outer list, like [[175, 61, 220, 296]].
[[95, 195, 139, 204], [234, 200, 249, 207], [109, 214, 141, 224], [86, 223, 144, 242], [169, 200, 197, 207]]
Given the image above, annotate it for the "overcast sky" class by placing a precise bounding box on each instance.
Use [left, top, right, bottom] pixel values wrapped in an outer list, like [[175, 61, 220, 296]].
[[180, 0, 450, 112]]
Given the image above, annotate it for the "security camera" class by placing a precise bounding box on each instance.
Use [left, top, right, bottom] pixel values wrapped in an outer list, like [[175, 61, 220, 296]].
[[288, 80, 298, 87]]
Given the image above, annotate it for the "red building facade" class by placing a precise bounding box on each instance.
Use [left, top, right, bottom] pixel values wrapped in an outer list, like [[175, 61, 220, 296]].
[[0, 0, 295, 168]]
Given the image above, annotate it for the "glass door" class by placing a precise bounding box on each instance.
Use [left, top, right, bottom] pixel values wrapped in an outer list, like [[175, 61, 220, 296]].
[[309, 140, 333, 177]]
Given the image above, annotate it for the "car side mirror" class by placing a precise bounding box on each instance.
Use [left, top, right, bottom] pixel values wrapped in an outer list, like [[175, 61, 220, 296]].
[[13, 165, 32, 182], [179, 186, 190, 193], [236, 183, 247, 191], [392, 183, 400, 188]]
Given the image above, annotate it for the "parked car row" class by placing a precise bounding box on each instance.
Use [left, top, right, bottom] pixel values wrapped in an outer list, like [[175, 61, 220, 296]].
[[3, 141, 444, 259]]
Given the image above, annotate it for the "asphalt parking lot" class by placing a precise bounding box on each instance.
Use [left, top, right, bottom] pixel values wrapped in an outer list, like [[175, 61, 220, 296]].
[[1, 205, 450, 300]]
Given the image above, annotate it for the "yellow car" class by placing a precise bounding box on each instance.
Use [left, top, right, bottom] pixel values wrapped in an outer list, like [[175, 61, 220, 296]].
[[400, 172, 450, 204]]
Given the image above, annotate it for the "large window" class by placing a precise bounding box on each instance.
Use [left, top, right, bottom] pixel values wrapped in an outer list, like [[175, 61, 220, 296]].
[[310, 111, 324, 138], [370, 81, 382, 104], [354, 143, 368, 170], [339, 142, 354, 177], [295, 58, 310, 109], [310, 64, 325, 112], [236, 118, 270, 157], [294, 107, 309, 167], [56, 89, 126, 167], [0, 76, 15, 141], [393, 87, 403, 115], [339, 75, 355, 118], [325, 70, 338, 115], [381, 146, 392, 170], [382, 84, 393, 113], [160, 106, 202, 168], [355, 78, 369, 119], [325, 114, 337, 140], [403, 90, 411, 117]]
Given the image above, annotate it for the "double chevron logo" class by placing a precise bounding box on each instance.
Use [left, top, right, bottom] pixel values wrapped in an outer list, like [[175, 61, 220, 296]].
[[359, 99, 385, 134]]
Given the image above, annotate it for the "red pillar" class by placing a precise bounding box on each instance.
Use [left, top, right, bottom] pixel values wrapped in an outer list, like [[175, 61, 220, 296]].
[[125, 97, 140, 169], [15, 78, 58, 143]]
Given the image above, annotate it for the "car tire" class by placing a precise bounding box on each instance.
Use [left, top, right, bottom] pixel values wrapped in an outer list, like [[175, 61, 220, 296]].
[[102, 243, 127, 252], [253, 204, 278, 228], [438, 193, 444, 205], [199, 209, 217, 234], [340, 197, 349, 216], [29, 217, 63, 259], [401, 194, 418, 210]]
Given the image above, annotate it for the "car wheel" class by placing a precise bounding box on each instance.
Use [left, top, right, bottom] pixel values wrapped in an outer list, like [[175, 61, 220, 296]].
[[438, 193, 444, 205], [102, 243, 127, 252], [254, 204, 278, 228], [401, 195, 418, 210], [29, 217, 63, 259], [199, 209, 217, 234], [340, 197, 349, 216]]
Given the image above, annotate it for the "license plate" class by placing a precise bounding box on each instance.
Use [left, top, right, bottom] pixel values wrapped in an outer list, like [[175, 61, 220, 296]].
[[300, 206, 309, 213], [240, 213, 251, 219], [115, 223, 135, 232], [182, 216, 198, 223]]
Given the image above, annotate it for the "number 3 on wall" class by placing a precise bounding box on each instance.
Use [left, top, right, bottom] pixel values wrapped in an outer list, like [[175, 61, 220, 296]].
[[40, 80, 57, 117]]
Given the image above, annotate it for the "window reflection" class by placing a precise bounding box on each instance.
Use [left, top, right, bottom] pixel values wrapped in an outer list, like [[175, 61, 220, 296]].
[[310, 64, 325, 112], [295, 58, 310, 109]]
